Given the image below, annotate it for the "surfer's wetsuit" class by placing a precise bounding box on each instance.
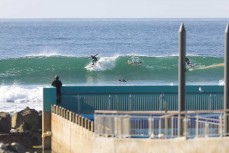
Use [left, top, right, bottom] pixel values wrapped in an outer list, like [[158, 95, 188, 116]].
[[91, 54, 98, 65], [186, 58, 193, 67]]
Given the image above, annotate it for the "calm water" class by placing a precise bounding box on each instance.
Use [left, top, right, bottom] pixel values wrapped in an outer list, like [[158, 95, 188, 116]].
[[0, 18, 227, 112]]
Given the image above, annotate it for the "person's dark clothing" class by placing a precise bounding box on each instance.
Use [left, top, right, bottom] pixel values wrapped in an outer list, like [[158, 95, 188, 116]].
[[52, 78, 62, 105], [186, 57, 194, 68], [91, 54, 98, 65], [186, 58, 191, 65]]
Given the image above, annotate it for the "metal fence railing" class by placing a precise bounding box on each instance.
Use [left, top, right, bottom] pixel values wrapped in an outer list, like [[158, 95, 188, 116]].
[[61, 93, 223, 113], [94, 110, 228, 139]]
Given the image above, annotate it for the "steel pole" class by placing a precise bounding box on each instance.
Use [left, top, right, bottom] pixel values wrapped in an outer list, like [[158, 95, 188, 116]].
[[178, 23, 186, 137], [224, 23, 229, 136]]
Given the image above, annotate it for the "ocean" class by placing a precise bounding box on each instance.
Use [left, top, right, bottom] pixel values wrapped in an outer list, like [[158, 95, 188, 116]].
[[0, 18, 227, 112]]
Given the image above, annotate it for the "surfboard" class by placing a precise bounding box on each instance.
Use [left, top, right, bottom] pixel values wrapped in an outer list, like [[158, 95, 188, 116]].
[[84, 63, 94, 69], [128, 60, 142, 65], [188, 63, 224, 71], [127, 56, 142, 65]]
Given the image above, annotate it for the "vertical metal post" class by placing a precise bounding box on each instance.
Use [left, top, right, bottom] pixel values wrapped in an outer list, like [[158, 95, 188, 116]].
[[77, 94, 80, 114], [209, 94, 212, 110], [129, 94, 132, 111], [219, 113, 223, 137], [224, 23, 229, 136], [205, 123, 209, 137], [148, 115, 152, 138], [183, 115, 188, 138], [178, 23, 186, 137], [171, 116, 174, 138], [196, 114, 199, 137], [165, 117, 168, 138], [152, 117, 154, 138], [159, 118, 161, 138], [108, 94, 111, 110]]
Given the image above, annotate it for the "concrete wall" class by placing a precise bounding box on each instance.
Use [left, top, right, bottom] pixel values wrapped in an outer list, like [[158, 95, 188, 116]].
[[51, 113, 94, 153], [51, 113, 229, 153]]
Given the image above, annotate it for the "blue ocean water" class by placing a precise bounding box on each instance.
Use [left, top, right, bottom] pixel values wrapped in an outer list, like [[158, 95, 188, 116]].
[[0, 18, 227, 112]]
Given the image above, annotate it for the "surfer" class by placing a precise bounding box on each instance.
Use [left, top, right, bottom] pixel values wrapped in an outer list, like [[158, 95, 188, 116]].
[[127, 56, 142, 65], [186, 57, 194, 68], [127, 59, 142, 65], [128, 61, 142, 65], [91, 53, 98, 65], [119, 79, 127, 82]]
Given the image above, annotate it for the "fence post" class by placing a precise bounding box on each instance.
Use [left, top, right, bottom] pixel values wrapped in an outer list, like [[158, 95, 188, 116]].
[[196, 114, 199, 138], [78, 94, 80, 114], [148, 115, 152, 138], [171, 116, 174, 138], [224, 23, 229, 136], [159, 118, 162, 138], [108, 94, 111, 110], [209, 94, 212, 110], [219, 113, 223, 137], [183, 115, 188, 139], [165, 116, 168, 138], [205, 123, 209, 137], [178, 23, 186, 137], [129, 94, 132, 111]]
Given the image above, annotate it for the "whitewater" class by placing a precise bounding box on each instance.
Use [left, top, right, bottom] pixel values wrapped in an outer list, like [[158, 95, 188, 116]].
[[0, 18, 227, 112]]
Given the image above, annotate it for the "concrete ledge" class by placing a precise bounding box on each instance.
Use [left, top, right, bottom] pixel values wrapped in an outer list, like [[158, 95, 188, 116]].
[[51, 112, 229, 153]]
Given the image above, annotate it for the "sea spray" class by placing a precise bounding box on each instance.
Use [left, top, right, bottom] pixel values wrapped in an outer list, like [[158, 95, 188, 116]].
[[0, 85, 42, 102], [85, 56, 118, 71], [0, 85, 43, 112]]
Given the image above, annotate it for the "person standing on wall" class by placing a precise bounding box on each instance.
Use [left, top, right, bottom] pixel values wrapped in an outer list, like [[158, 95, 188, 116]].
[[51, 75, 62, 105]]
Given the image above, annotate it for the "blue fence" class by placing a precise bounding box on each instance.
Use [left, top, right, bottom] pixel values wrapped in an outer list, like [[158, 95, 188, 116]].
[[43, 85, 224, 114]]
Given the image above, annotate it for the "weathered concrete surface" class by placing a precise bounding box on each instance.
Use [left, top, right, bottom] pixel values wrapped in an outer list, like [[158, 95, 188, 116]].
[[51, 113, 229, 153], [51, 114, 94, 153]]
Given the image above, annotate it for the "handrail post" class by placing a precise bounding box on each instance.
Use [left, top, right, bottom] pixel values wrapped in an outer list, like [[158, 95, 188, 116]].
[[165, 116, 168, 138], [148, 115, 152, 138], [77, 94, 80, 114], [178, 23, 186, 137], [171, 116, 174, 138], [159, 118, 161, 138], [183, 114, 188, 139], [219, 113, 223, 137], [129, 94, 132, 111], [205, 123, 209, 137], [108, 94, 111, 110], [209, 94, 212, 110], [196, 114, 199, 138]]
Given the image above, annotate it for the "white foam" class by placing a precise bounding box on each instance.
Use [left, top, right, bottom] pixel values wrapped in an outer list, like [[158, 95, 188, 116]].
[[218, 79, 224, 86], [25, 50, 74, 57], [0, 85, 43, 112], [85, 56, 118, 71]]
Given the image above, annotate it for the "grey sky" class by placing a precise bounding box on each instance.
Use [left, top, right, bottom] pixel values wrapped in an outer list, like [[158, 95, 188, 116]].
[[0, 0, 229, 18]]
